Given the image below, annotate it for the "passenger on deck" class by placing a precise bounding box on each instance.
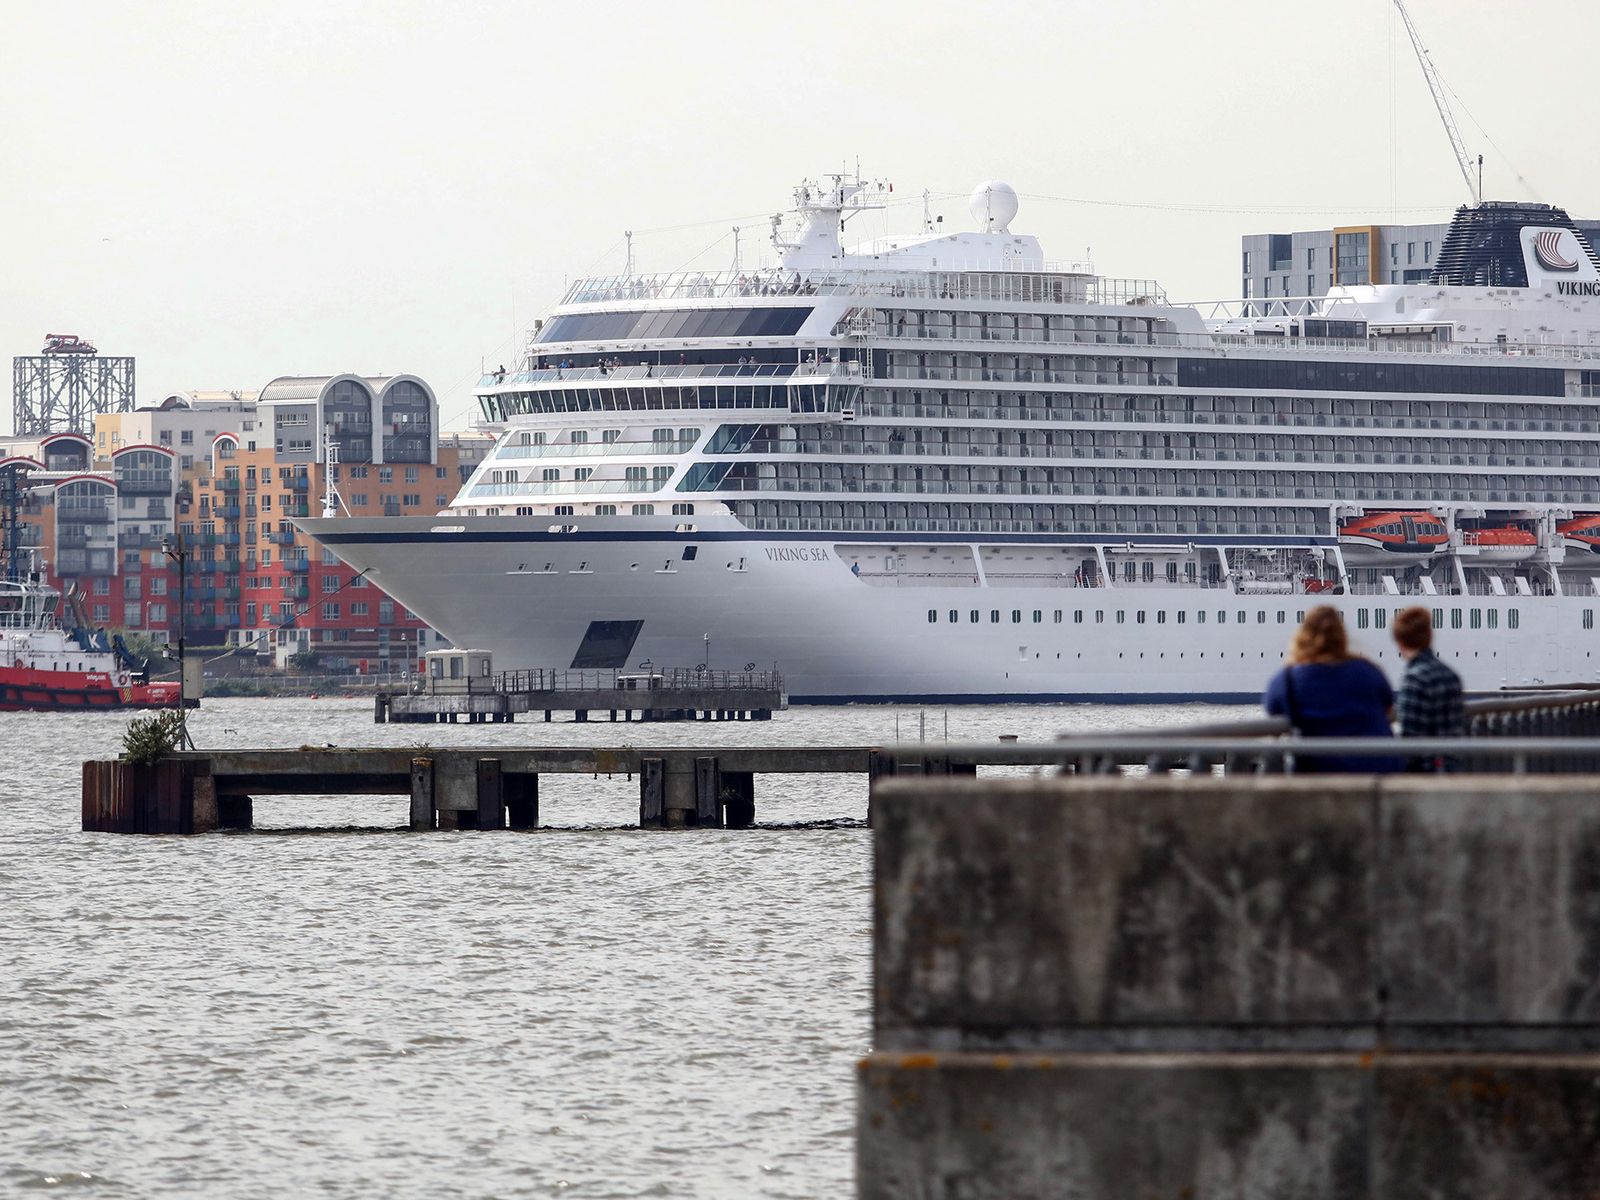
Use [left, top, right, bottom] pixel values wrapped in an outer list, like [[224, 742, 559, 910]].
[[1392, 606, 1464, 771], [1262, 606, 1400, 773]]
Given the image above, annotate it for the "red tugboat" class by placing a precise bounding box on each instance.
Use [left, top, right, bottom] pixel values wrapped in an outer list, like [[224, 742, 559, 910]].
[[0, 573, 179, 711]]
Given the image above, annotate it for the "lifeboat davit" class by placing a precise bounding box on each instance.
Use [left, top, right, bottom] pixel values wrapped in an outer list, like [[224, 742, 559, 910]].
[[1337, 512, 1449, 566], [1460, 526, 1538, 563], [1559, 514, 1600, 554]]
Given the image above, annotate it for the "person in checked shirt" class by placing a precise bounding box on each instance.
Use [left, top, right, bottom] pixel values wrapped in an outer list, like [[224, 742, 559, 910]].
[[1392, 606, 1464, 770]]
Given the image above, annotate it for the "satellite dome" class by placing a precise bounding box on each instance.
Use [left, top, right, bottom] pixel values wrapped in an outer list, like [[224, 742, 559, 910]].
[[970, 180, 1019, 233]]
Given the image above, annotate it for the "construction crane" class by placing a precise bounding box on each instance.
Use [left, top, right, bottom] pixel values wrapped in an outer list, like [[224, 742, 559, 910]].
[[1393, 0, 1482, 206]]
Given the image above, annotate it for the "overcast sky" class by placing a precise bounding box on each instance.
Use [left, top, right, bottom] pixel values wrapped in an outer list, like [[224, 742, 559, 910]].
[[3, 0, 1597, 433]]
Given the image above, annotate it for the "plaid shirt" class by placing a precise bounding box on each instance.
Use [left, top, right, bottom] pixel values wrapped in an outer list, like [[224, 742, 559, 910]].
[[1395, 648, 1464, 738]]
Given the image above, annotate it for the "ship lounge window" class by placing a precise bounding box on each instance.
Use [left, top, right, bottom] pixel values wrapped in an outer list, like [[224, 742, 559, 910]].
[[1488, 609, 1498, 629], [1470, 609, 1482, 630], [1451, 608, 1463, 630], [1432, 608, 1444, 627], [1509, 609, 1520, 629], [1375, 609, 1387, 630], [1358, 609, 1369, 630], [632, 504, 654, 515], [1586, 610, 1595, 631]]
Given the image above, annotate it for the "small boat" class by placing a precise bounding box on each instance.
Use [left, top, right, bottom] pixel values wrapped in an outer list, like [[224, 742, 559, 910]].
[[1460, 526, 1538, 562], [1558, 515, 1600, 554], [0, 574, 180, 712], [1337, 512, 1449, 565]]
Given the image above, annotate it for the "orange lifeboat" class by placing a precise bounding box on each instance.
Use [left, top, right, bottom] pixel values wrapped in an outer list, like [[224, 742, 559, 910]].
[[1460, 525, 1537, 562], [1559, 515, 1600, 553], [1337, 512, 1449, 565]]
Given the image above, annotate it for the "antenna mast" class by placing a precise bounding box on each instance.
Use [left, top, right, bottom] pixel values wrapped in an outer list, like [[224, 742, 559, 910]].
[[321, 428, 346, 519], [1393, 0, 1480, 205]]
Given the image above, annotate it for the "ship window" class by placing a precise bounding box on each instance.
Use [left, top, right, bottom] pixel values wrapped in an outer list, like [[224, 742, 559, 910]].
[[681, 546, 697, 561], [1487, 609, 1498, 629], [1470, 609, 1482, 630], [1432, 608, 1444, 626], [1509, 609, 1520, 629], [1450, 608, 1463, 629], [1277, 611, 1286, 624], [1255, 611, 1264, 624], [1012, 610, 1022, 623], [1358, 609, 1369, 629], [1217, 611, 1225, 624], [1136, 611, 1146, 624], [1032, 610, 1042, 623], [1197, 611, 1206, 624], [928, 610, 937, 624], [970, 610, 979, 623], [991, 610, 1000, 623], [1116, 611, 1125, 624], [1156, 611, 1166, 624], [1586, 609, 1595, 631], [1094, 610, 1103, 623], [950, 610, 959, 623], [1176, 611, 1185, 624], [1072, 611, 1081, 624], [1375, 609, 1387, 629]]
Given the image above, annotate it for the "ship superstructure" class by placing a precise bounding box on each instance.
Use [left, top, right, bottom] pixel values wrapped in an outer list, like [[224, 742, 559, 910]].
[[304, 179, 1600, 700]]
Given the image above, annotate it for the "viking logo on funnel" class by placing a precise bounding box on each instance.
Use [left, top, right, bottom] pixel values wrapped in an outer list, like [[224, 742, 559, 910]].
[[1534, 228, 1580, 272]]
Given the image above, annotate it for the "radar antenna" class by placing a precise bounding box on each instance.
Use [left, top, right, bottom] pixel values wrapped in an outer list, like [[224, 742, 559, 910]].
[[1393, 0, 1481, 205]]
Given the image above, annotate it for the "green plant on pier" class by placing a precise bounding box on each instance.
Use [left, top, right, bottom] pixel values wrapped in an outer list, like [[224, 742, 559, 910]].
[[122, 710, 188, 766]]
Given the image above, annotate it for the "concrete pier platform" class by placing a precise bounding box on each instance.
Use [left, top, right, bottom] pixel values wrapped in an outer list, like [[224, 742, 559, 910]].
[[859, 775, 1600, 1197]]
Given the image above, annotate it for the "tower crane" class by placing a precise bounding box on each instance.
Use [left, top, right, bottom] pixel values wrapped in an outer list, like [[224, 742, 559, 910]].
[[1393, 0, 1482, 206]]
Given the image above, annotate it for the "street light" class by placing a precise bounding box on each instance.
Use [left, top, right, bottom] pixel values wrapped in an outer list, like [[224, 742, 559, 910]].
[[161, 530, 193, 748], [702, 632, 710, 674]]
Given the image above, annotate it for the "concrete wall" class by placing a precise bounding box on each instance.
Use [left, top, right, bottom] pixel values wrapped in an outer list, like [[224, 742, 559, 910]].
[[860, 776, 1600, 1198]]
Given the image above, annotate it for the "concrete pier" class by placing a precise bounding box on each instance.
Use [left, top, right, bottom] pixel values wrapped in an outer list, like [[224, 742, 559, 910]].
[[858, 775, 1600, 1197]]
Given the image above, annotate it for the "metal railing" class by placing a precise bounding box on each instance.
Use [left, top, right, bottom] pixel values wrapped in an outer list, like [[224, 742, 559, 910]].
[[416, 667, 784, 697], [480, 360, 860, 389], [1043, 688, 1600, 776]]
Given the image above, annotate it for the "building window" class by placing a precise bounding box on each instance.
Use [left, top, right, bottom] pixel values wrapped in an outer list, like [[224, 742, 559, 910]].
[[352, 602, 368, 616], [321, 603, 340, 621], [404, 467, 419, 484], [378, 467, 393, 484]]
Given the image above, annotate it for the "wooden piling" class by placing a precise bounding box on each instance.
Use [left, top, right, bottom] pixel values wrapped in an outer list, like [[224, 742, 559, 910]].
[[409, 756, 435, 831], [476, 758, 504, 830], [694, 756, 722, 828], [640, 757, 665, 827]]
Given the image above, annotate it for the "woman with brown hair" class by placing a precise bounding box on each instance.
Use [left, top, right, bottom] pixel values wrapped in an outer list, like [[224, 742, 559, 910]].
[[1263, 605, 1399, 772]]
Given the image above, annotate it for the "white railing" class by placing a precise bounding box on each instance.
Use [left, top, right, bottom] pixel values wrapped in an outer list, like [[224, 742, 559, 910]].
[[479, 360, 861, 389], [559, 267, 1166, 310]]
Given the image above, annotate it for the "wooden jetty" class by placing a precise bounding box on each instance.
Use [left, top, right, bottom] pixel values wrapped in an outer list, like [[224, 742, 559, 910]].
[[81, 742, 977, 834], [373, 665, 786, 725]]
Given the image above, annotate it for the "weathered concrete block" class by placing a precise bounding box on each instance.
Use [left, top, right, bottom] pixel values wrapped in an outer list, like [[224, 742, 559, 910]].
[[1378, 777, 1600, 1031], [858, 1052, 1600, 1200], [872, 777, 1376, 1048], [858, 1052, 1369, 1200]]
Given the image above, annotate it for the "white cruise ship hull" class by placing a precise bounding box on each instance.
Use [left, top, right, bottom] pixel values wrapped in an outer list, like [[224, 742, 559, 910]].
[[307, 515, 1574, 702]]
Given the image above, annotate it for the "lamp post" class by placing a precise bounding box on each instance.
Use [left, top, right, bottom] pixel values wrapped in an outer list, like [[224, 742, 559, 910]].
[[161, 530, 192, 748], [702, 632, 710, 674]]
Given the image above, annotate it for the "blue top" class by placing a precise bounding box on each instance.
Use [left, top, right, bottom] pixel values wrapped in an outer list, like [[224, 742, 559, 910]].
[[1263, 658, 1400, 773]]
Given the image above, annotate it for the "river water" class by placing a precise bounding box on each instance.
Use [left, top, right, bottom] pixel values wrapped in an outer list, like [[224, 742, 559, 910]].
[[2, 697, 1249, 1198]]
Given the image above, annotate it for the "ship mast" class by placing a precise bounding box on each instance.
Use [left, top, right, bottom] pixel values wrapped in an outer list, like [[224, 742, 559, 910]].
[[1393, 0, 1482, 205]]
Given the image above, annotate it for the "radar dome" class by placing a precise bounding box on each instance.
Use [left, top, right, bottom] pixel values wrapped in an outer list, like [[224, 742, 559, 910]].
[[970, 180, 1019, 233]]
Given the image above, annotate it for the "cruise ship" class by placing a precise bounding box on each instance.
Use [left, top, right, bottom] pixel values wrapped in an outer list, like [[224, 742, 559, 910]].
[[304, 176, 1600, 701]]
